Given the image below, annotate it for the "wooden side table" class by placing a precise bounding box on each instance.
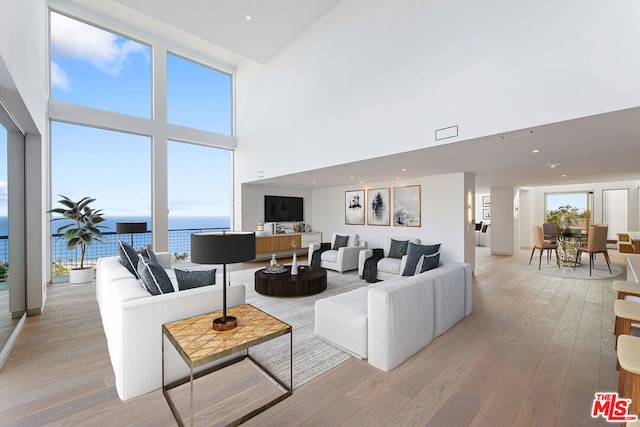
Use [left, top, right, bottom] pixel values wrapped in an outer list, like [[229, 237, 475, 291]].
[[162, 304, 292, 426]]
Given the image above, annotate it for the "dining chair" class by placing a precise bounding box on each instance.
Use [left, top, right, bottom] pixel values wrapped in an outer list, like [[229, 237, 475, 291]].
[[542, 222, 559, 244], [530, 225, 558, 270], [574, 224, 612, 276]]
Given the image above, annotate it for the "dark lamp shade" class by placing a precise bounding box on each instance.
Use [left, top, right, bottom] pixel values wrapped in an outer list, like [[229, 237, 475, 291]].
[[191, 232, 256, 264], [116, 222, 147, 234]]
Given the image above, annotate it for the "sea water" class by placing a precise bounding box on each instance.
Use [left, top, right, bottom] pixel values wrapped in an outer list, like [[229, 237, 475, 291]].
[[0, 216, 231, 263]]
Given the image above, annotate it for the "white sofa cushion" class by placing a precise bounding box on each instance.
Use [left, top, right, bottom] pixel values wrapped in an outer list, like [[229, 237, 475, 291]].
[[315, 286, 369, 358], [368, 274, 436, 371], [377, 257, 403, 275]]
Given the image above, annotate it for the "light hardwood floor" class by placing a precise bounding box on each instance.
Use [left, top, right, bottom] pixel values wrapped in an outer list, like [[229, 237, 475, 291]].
[[0, 248, 625, 426]]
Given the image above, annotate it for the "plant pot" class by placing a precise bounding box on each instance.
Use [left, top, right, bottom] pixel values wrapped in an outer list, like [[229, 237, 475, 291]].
[[69, 267, 93, 285]]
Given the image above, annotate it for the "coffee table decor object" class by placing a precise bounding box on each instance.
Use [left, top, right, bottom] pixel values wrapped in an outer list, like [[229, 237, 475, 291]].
[[255, 265, 327, 297], [191, 231, 256, 331], [162, 303, 292, 426]]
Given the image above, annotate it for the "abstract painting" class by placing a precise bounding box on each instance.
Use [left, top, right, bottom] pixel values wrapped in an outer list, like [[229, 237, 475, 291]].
[[345, 190, 365, 225], [393, 185, 421, 227], [367, 188, 390, 226]]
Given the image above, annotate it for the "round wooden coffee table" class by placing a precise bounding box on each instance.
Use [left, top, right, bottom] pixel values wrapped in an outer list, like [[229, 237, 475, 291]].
[[254, 265, 327, 297]]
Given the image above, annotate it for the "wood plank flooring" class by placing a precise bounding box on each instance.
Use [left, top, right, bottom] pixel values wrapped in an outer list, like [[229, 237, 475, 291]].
[[0, 248, 627, 426]]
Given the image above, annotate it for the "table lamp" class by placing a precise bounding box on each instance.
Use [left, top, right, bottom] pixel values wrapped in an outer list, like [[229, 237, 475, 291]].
[[116, 221, 147, 246], [191, 231, 256, 331]]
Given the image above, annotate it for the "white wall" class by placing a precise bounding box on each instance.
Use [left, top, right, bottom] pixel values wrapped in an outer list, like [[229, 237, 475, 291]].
[[240, 184, 313, 232], [1, 0, 48, 314], [490, 186, 519, 255], [310, 172, 473, 268], [235, 0, 640, 186]]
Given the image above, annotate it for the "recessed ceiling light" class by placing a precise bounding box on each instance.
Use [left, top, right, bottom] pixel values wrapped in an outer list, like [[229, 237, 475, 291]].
[[245, 15, 252, 20], [561, 174, 567, 177], [396, 177, 400, 180], [312, 181, 316, 184], [350, 176, 354, 179], [402, 168, 407, 172], [546, 162, 562, 168], [532, 149, 540, 153]]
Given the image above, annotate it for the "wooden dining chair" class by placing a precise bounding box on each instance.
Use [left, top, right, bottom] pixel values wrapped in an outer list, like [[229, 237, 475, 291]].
[[574, 224, 612, 276], [530, 225, 558, 270]]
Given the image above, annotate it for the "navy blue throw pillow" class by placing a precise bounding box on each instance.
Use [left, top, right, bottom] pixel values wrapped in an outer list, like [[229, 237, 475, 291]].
[[117, 240, 140, 279], [174, 268, 217, 291], [417, 252, 441, 273], [137, 256, 174, 296], [402, 242, 441, 276], [140, 246, 157, 262]]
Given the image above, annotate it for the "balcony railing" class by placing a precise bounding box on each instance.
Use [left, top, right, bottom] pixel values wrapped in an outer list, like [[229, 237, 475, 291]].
[[48, 227, 229, 278]]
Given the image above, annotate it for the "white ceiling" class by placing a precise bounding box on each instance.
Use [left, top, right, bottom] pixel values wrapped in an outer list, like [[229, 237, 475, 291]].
[[75, 1, 640, 190], [113, 0, 343, 64], [253, 107, 640, 189]]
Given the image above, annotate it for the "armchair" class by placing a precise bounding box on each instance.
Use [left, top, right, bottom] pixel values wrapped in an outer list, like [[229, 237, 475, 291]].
[[307, 233, 367, 273], [358, 236, 421, 281]]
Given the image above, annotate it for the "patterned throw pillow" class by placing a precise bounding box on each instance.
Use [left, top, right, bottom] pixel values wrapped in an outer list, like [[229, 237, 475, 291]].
[[174, 268, 217, 291], [140, 246, 157, 262], [333, 234, 349, 250], [402, 242, 441, 276], [416, 252, 441, 273], [388, 239, 409, 259], [137, 256, 174, 296], [117, 240, 140, 279]]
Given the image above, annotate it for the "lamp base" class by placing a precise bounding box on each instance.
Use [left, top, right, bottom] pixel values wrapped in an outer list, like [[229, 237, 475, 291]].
[[212, 316, 237, 331]]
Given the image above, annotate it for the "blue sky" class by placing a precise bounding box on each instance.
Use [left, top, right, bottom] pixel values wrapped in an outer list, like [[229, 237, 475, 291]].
[[546, 193, 588, 213], [48, 12, 232, 218]]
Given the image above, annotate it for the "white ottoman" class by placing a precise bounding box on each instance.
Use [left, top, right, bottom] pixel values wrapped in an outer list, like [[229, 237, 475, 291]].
[[314, 287, 369, 358]]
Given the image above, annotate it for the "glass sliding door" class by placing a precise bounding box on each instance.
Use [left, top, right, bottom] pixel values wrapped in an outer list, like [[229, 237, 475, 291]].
[[0, 100, 26, 369]]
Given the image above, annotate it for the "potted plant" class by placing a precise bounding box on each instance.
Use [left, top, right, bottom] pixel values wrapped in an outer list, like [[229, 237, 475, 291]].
[[49, 195, 107, 285]]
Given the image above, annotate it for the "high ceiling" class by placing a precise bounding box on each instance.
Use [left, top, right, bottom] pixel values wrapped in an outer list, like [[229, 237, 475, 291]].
[[70, 0, 640, 189]]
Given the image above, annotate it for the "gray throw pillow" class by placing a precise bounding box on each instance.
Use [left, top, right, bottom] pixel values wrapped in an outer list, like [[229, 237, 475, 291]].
[[117, 240, 140, 279], [388, 239, 409, 259], [402, 242, 441, 276], [333, 234, 349, 250], [137, 256, 174, 296], [140, 246, 157, 262], [416, 252, 441, 273], [174, 268, 217, 291]]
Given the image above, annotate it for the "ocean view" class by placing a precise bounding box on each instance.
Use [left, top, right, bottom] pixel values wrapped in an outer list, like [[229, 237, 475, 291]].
[[0, 216, 231, 264]]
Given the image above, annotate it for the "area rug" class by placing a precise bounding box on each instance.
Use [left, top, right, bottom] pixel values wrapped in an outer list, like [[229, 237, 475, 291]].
[[521, 254, 623, 280], [220, 266, 367, 389]]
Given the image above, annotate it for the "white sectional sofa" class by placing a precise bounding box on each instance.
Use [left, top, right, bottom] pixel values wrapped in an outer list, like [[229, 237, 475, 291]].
[[307, 233, 367, 273], [95, 254, 245, 400], [315, 261, 472, 371]]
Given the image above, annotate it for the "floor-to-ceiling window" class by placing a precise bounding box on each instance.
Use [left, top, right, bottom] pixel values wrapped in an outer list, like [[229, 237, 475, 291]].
[[48, 10, 235, 276], [50, 122, 151, 276]]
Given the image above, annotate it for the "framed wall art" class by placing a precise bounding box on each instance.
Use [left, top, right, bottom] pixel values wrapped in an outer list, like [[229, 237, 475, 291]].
[[367, 188, 390, 226], [345, 190, 365, 225], [393, 185, 421, 227], [482, 196, 491, 207], [483, 209, 491, 220]]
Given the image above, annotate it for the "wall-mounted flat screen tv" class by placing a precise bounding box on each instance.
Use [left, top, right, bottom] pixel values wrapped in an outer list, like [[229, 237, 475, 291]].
[[264, 195, 304, 222]]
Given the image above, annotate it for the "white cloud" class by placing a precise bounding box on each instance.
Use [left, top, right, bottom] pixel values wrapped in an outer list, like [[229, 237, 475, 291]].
[[0, 181, 7, 200], [50, 62, 70, 91], [50, 12, 146, 77]]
